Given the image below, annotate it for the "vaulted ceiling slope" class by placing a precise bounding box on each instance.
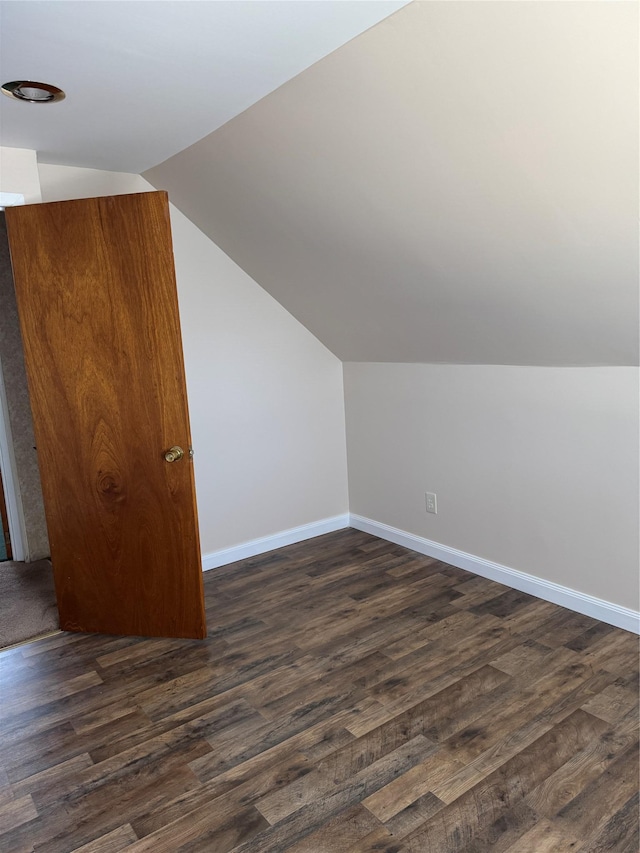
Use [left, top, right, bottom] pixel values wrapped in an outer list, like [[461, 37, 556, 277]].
[[146, 2, 639, 366], [0, 1, 407, 173]]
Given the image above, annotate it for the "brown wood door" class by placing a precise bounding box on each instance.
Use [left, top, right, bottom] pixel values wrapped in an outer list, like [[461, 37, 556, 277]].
[[4, 191, 206, 639]]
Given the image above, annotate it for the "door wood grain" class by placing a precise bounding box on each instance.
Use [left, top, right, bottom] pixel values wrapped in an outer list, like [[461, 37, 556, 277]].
[[5, 191, 206, 639]]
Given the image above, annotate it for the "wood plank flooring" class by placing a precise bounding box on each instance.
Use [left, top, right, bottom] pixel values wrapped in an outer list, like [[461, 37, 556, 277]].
[[0, 529, 638, 852]]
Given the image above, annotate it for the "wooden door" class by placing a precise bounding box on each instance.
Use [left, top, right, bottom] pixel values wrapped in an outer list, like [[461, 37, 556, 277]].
[[4, 192, 206, 639]]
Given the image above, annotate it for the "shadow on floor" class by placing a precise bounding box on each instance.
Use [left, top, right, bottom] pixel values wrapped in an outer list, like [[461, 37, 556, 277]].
[[0, 559, 58, 649]]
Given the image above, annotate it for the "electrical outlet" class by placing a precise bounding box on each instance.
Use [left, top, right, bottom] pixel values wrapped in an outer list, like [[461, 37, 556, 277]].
[[425, 492, 437, 514]]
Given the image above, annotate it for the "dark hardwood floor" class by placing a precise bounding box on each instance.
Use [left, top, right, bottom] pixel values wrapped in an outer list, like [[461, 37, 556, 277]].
[[0, 529, 638, 852]]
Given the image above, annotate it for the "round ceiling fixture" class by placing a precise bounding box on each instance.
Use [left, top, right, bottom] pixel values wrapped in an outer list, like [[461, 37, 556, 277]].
[[1, 80, 65, 103]]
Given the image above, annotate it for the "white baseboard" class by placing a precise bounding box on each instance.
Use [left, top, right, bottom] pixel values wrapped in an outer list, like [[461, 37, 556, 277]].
[[201, 514, 350, 572], [349, 514, 640, 635]]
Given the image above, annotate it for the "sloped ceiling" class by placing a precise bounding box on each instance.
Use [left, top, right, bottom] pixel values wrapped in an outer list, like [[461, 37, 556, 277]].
[[0, 1, 407, 172], [145, 1, 638, 366]]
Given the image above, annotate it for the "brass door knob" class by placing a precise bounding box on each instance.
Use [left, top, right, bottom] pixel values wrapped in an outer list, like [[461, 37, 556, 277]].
[[164, 445, 184, 463]]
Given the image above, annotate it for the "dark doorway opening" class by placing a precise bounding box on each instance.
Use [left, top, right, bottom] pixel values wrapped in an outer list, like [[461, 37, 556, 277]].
[[0, 464, 12, 561]]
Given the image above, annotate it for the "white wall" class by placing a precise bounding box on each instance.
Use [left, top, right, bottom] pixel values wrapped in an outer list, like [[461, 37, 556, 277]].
[[146, 1, 639, 367], [344, 363, 639, 610], [167, 199, 349, 554], [38, 163, 349, 556], [28, 163, 640, 621], [0, 147, 41, 203], [37, 163, 148, 201]]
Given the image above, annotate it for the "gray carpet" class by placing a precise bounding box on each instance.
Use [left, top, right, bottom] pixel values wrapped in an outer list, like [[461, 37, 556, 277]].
[[0, 559, 59, 649]]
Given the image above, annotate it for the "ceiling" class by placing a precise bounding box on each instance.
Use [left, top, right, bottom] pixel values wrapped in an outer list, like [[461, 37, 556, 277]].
[[0, 0, 407, 173], [146, 1, 639, 366], [1, 1, 637, 367]]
